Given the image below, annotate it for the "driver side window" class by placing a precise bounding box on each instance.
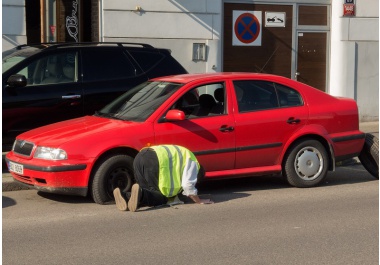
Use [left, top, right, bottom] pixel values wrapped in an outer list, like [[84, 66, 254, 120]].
[[17, 52, 78, 86], [173, 83, 226, 119]]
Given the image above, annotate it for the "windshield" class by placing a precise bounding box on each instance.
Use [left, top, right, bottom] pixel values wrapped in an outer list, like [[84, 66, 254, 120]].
[[2, 46, 42, 73], [96, 81, 184, 122]]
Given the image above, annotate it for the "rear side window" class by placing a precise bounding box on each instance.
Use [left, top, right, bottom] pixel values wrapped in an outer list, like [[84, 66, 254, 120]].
[[274, 83, 303, 107], [129, 51, 164, 72], [82, 49, 137, 82], [233, 80, 303, 112]]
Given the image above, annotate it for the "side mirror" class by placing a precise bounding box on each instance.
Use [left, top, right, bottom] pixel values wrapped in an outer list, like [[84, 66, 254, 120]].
[[165, 109, 185, 121], [7, 74, 27, 88]]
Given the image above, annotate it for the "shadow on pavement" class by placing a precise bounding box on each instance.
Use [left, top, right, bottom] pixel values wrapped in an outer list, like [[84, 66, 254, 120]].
[[5, 164, 377, 206], [2, 196, 17, 208], [197, 164, 377, 197], [36, 191, 94, 204]]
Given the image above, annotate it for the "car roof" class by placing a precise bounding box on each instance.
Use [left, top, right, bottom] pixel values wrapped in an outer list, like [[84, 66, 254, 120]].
[[152, 72, 281, 84]]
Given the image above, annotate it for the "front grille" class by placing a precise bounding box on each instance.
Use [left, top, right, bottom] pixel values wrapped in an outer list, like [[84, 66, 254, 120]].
[[13, 140, 35, 157]]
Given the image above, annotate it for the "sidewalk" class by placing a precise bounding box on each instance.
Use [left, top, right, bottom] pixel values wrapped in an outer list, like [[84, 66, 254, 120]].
[[2, 121, 379, 192]]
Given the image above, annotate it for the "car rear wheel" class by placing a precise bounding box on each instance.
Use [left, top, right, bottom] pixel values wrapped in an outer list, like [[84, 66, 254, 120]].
[[91, 154, 134, 204], [358, 133, 379, 179], [284, 139, 329, 188]]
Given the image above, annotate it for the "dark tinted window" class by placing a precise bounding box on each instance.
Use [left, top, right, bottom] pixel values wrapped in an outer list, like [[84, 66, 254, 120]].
[[233, 80, 302, 112], [274, 83, 303, 107], [233, 80, 277, 112], [129, 51, 164, 72], [82, 49, 137, 82]]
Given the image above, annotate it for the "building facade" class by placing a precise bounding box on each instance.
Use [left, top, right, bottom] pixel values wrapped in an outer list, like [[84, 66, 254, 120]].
[[2, 0, 379, 121]]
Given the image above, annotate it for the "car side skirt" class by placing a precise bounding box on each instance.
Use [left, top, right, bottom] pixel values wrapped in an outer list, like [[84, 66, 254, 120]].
[[204, 165, 282, 179]]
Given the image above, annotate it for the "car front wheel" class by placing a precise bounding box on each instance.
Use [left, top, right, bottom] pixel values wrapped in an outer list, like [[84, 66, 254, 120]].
[[284, 139, 329, 188], [90, 154, 135, 204]]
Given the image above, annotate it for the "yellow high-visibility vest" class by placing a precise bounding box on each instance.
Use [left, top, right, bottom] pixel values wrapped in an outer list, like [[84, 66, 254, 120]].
[[150, 145, 199, 197]]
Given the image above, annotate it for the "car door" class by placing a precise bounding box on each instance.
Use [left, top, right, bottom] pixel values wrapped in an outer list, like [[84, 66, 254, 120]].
[[232, 79, 308, 169], [153, 82, 236, 174], [2, 49, 83, 145]]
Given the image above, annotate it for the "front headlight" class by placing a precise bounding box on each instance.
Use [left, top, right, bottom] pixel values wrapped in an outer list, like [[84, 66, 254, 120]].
[[34, 146, 68, 160]]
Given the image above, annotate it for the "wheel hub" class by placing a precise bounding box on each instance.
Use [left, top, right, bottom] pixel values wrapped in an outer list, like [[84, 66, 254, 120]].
[[108, 168, 132, 195], [295, 148, 322, 180]]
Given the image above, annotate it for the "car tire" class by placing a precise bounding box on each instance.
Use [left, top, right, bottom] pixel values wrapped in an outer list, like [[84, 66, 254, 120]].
[[284, 139, 329, 188], [91, 154, 135, 204], [358, 133, 379, 179]]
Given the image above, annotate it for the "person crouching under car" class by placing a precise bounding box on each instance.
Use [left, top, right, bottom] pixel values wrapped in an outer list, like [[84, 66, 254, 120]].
[[113, 145, 214, 212]]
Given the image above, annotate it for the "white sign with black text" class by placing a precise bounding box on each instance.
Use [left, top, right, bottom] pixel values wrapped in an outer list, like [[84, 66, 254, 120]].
[[265, 12, 286, 27]]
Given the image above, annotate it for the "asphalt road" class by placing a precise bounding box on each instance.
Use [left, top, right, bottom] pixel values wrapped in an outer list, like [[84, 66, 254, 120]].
[[3, 164, 378, 265]]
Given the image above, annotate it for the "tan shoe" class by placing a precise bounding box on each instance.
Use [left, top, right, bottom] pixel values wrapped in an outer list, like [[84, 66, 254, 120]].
[[128, 184, 142, 212], [113, 188, 128, 211]]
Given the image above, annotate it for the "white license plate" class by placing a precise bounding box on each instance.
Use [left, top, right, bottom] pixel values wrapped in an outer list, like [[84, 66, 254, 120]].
[[8, 161, 24, 175]]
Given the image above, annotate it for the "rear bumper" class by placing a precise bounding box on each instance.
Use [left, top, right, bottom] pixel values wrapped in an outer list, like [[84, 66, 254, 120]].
[[331, 132, 366, 143], [330, 132, 365, 158]]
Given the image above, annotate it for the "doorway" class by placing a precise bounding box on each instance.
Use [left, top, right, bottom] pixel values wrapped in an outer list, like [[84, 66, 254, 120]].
[[296, 32, 327, 91]]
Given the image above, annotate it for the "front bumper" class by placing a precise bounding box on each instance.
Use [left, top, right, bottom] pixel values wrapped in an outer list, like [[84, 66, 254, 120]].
[[5, 155, 90, 197]]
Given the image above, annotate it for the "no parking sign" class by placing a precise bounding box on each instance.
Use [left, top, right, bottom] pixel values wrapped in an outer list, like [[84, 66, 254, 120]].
[[233, 10, 262, 46]]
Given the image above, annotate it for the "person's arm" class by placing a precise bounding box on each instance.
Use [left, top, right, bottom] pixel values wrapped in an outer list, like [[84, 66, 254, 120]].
[[182, 159, 214, 204]]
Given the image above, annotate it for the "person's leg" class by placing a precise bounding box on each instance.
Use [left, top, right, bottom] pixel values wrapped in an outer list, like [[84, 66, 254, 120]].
[[128, 183, 169, 212], [130, 148, 167, 211]]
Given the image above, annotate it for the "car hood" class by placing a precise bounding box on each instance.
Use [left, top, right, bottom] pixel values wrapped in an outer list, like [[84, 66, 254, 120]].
[[17, 115, 140, 147]]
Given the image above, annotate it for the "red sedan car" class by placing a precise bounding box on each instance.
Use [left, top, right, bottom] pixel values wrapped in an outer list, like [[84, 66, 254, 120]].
[[6, 73, 366, 204]]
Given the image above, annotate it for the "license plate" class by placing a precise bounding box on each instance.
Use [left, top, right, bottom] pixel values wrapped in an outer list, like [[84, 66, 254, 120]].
[[8, 161, 24, 175]]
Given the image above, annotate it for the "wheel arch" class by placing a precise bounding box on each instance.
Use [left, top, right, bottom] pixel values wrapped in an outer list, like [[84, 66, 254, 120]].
[[281, 134, 335, 173], [88, 147, 139, 186]]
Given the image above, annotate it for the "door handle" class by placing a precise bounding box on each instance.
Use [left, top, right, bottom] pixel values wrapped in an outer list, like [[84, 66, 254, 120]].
[[219, 125, 234, 132], [287, 117, 301, 124], [62, 95, 81, 99]]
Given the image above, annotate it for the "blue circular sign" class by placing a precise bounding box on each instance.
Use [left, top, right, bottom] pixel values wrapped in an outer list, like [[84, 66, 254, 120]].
[[234, 13, 261, 44]]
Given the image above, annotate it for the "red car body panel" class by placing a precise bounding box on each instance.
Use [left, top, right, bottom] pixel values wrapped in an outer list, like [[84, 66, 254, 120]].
[[6, 73, 365, 195]]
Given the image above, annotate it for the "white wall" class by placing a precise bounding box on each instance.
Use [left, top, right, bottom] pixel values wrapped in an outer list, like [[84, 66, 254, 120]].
[[2, 0, 26, 51], [330, 0, 379, 121], [102, 0, 222, 73]]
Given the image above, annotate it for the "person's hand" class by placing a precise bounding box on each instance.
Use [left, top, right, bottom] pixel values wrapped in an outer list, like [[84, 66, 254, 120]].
[[199, 199, 214, 204], [189, 195, 214, 204]]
